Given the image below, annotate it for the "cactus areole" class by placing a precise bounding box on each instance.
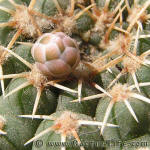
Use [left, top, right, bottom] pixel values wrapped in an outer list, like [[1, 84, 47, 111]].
[[31, 32, 80, 78]]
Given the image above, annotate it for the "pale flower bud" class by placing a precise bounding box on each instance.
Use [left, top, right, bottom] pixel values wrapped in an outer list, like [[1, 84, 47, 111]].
[[31, 32, 80, 78]]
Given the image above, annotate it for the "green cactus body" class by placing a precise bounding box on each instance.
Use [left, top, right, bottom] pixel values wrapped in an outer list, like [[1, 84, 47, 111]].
[[0, 78, 57, 150], [56, 81, 99, 117], [96, 97, 150, 140], [1, 0, 150, 150]]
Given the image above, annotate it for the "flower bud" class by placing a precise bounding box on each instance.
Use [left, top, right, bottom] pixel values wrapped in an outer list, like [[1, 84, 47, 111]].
[[31, 32, 80, 78]]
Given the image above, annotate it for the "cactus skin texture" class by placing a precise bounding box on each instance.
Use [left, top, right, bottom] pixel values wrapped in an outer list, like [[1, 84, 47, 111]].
[[1, 0, 150, 150]]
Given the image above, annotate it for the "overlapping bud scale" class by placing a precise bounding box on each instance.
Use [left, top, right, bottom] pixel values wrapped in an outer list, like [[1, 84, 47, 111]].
[[31, 32, 80, 78]]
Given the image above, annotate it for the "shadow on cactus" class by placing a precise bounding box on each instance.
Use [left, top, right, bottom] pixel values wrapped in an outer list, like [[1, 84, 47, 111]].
[[1, 0, 150, 150]]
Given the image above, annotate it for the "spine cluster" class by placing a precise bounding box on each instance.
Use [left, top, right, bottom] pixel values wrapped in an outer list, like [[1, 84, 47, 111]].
[[0, 0, 150, 150]]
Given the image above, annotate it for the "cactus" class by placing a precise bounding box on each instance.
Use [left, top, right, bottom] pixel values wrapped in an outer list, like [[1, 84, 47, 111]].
[[1, 0, 150, 150]]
